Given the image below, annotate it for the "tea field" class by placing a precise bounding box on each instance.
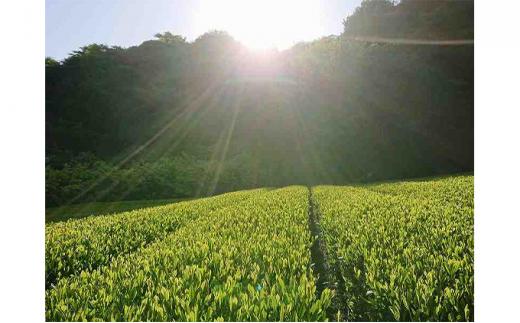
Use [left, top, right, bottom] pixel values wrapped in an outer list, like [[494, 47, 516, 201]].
[[45, 198, 192, 223], [45, 175, 473, 321]]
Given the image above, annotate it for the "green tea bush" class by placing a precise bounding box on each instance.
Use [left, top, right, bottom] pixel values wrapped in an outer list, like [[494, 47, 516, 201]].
[[366, 175, 474, 208], [46, 187, 332, 321], [46, 188, 267, 288], [313, 176, 473, 321]]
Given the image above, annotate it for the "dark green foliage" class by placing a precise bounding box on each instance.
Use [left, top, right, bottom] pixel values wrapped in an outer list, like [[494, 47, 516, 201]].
[[343, 0, 473, 40], [46, 1, 473, 205], [45, 154, 204, 207]]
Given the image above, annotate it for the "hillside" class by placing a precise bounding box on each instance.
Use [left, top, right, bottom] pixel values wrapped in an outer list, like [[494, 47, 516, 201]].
[[45, 0, 474, 206], [45, 175, 474, 321]]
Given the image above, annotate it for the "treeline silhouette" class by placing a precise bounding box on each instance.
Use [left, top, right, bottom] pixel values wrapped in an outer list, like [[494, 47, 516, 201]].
[[46, 0, 473, 206]]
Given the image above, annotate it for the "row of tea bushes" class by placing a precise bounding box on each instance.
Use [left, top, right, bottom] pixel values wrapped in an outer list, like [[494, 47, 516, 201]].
[[313, 177, 473, 321], [46, 187, 332, 321], [45, 188, 268, 288]]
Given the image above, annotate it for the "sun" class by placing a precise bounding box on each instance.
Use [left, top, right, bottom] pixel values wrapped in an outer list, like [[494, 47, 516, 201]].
[[194, 0, 323, 50]]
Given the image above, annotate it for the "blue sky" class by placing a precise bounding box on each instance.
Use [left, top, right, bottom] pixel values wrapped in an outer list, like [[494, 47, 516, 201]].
[[46, 0, 361, 60]]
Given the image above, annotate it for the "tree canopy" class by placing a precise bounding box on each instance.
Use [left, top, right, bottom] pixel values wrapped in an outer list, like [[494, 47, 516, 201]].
[[46, 0, 474, 205]]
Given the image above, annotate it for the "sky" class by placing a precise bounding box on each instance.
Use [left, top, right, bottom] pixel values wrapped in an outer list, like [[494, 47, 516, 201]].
[[46, 0, 361, 60]]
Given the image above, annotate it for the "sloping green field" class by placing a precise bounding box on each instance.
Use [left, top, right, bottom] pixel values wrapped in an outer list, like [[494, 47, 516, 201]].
[[45, 175, 473, 321], [45, 198, 192, 223]]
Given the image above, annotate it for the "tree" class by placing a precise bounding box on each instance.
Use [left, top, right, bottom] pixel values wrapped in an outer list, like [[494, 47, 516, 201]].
[[46, 2, 474, 204], [153, 32, 186, 44]]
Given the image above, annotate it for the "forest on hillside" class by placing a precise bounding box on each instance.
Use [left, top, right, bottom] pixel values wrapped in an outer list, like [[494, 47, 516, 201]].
[[45, 0, 474, 206]]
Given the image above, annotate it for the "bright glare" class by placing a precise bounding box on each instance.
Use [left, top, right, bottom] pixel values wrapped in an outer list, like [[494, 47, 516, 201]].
[[194, 0, 324, 50]]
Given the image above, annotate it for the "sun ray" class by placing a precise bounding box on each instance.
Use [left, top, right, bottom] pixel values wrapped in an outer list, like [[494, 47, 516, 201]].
[[206, 86, 243, 196], [62, 84, 221, 206]]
